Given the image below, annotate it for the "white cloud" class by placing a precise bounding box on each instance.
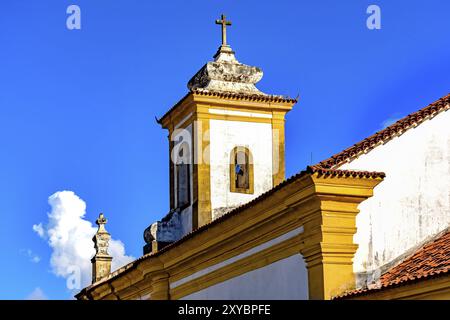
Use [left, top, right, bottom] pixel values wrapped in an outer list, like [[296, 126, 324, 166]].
[[26, 287, 47, 300], [21, 249, 41, 263], [33, 191, 134, 290], [32, 223, 44, 238]]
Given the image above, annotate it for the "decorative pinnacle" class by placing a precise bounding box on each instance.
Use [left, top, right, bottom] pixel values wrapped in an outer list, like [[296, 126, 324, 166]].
[[92, 213, 111, 256], [91, 213, 112, 283], [96, 213, 107, 227], [95, 213, 109, 234]]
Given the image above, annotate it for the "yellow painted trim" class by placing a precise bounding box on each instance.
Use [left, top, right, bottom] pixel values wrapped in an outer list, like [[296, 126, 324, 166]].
[[203, 113, 273, 124], [208, 107, 273, 118], [160, 95, 196, 129]]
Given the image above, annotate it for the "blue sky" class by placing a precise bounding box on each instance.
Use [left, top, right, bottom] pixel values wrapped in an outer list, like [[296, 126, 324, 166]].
[[0, 1, 449, 299]]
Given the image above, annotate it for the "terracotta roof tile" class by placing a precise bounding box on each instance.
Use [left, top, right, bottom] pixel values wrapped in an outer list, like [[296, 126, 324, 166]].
[[190, 89, 297, 104], [380, 230, 450, 284], [335, 228, 450, 299], [318, 93, 450, 169]]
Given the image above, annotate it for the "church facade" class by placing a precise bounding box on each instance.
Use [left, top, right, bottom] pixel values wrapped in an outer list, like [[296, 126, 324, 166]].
[[76, 16, 450, 300]]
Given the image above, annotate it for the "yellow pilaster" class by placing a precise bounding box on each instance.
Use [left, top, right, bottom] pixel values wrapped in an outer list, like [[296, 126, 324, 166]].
[[301, 174, 383, 300], [271, 111, 286, 186], [193, 109, 211, 228]]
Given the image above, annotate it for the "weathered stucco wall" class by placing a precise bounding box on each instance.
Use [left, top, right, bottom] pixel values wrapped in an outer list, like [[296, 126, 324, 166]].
[[209, 119, 273, 217], [338, 109, 450, 282]]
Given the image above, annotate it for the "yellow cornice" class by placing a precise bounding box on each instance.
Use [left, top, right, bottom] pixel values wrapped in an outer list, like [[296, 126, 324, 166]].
[[191, 93, 296, 111], [159, 92, 296, 130]]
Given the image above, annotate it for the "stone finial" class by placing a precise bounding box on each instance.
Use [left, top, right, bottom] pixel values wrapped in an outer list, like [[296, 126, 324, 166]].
[[187, 15, 270, 96], [91, 213, 113, 284]]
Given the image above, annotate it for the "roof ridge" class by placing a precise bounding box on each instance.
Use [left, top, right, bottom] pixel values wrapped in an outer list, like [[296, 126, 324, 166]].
[[318, 93, 450, 169], [191, 89, 297, 103]]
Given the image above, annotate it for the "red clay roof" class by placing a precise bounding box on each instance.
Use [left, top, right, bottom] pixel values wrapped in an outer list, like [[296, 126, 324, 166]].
[[336, 228, 450, 299], [318, 93, 450, 169]]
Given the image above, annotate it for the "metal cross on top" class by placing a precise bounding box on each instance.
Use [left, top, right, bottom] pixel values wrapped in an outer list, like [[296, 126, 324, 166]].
[[215, 14, 232, 46]]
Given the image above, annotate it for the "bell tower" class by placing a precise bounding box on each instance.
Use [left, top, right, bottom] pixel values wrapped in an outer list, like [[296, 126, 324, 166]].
[[145, 15, 296, 251]]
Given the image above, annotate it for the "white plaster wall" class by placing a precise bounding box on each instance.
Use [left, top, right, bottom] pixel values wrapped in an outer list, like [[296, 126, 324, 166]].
[[209, 119, 273, 213], [338, 109, 450, 275], [181, 254, 309, 300]]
